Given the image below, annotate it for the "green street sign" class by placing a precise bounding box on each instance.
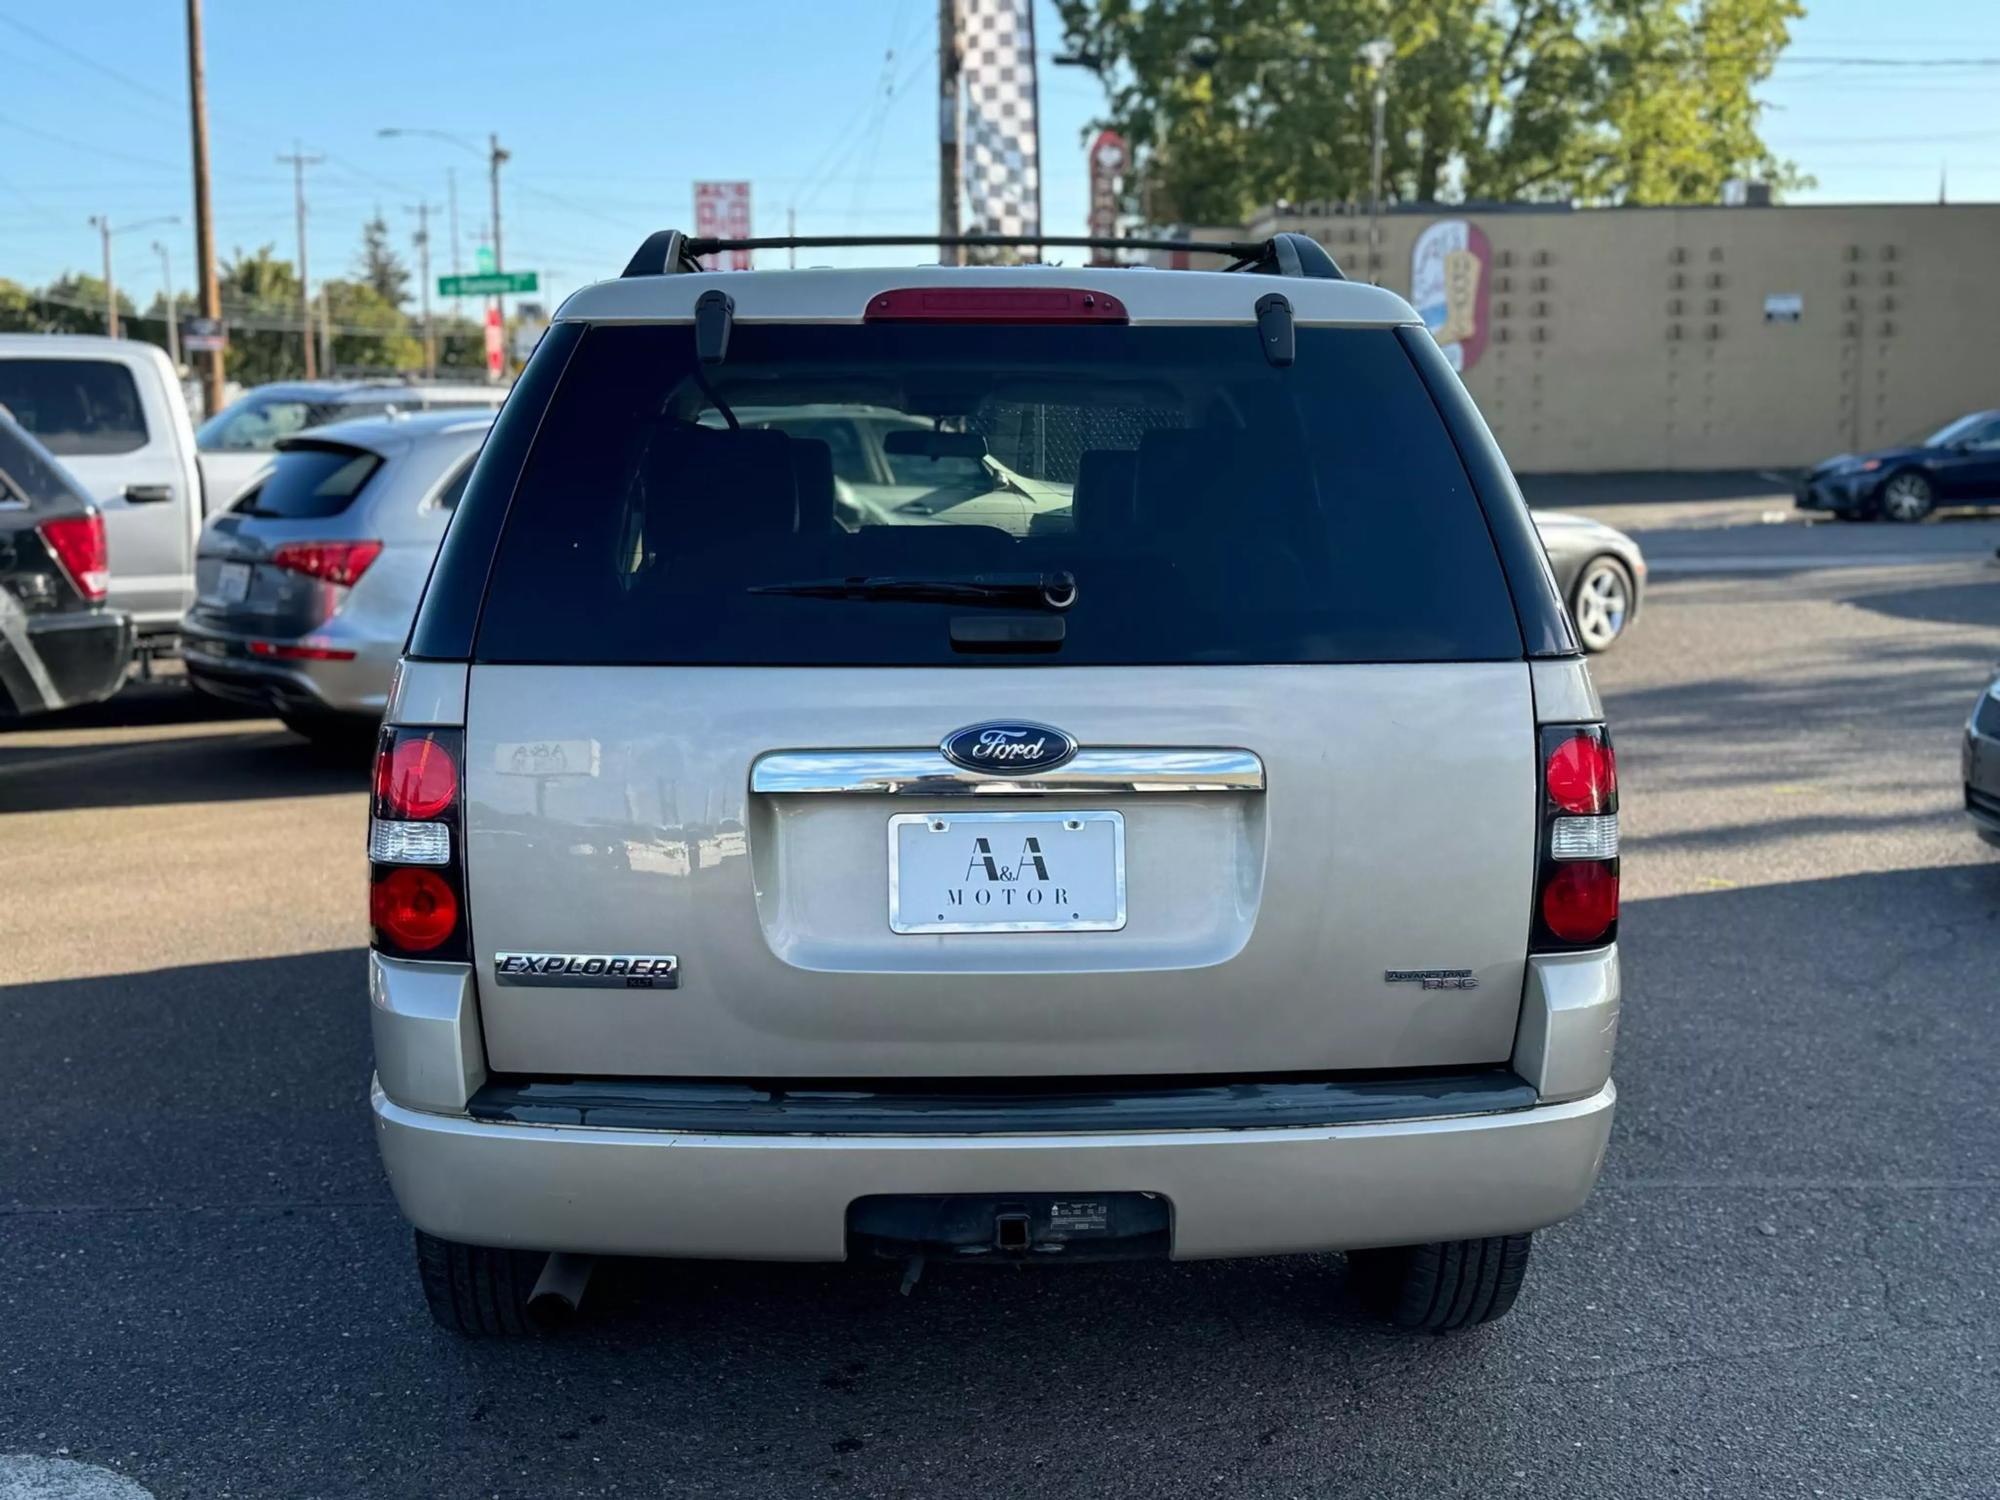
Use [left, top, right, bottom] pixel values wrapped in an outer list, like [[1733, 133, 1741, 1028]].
[[475, 245, 496, 275], [439, 270, 538, 297]]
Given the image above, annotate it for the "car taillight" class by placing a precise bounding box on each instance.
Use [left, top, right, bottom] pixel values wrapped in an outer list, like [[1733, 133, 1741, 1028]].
[[1534, 725, 1619, 949], [39, 513, 108, 601], [271, 539, 382, 587], [369, 725, 468, 960]]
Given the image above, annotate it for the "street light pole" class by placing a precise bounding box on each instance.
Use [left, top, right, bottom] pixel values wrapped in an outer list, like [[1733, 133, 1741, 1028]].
[[154, 241, 181, 367], [1359, 38, 1393, 285], [446, 167, 461, 320]]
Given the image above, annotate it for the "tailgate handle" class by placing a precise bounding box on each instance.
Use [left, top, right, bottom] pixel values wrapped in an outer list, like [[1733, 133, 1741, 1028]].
[[751, 747, 1264, 796], [949, 613, 1065, 652]]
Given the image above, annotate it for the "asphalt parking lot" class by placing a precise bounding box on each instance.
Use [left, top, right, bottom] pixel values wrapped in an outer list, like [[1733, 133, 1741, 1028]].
[[4, 507, 1998, 1499]]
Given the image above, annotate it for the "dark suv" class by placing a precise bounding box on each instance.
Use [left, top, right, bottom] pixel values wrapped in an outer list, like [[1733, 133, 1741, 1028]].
[[0, 410, 129, 717]]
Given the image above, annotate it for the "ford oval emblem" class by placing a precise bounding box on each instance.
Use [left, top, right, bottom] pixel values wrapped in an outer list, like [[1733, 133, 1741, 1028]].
[[940, 720, 1078, 775]]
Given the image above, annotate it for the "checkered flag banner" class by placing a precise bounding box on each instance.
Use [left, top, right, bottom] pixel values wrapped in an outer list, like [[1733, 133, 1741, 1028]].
[[959, 0, 1040, 241]]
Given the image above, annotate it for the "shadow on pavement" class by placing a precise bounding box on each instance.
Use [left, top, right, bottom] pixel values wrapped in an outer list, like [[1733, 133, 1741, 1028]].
[[2, 676, 260, 734], [0, 711, 369, 814], [1841, 578, 2000, 632]]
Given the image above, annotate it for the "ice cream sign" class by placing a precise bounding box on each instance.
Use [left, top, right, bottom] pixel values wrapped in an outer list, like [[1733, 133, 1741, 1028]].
[[1411, 219, 1491, 373]]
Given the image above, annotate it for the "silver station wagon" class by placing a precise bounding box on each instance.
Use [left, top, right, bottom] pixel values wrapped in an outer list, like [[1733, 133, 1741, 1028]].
[[366, 231, 1622, 1336]]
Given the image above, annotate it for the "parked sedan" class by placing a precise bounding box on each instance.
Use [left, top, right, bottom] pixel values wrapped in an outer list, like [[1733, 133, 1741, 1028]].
[[0, 409, 130, 717], [1796, 409, 2000, 522], [1967, 670, 2000, 849], [181, 410, 492, 743], [1532, 509, 1647, 652]]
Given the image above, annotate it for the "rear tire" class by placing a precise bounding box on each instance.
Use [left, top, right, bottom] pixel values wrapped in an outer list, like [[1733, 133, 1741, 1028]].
[[1347, 1232, 1534, 1331], [414, 1229, 545, 1337]]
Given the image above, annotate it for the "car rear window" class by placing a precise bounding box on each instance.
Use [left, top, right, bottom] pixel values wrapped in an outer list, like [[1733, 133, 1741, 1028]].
[[236, 442, 382, 520], [475, 322, 1522, 666], [0, 359, 149, 456]]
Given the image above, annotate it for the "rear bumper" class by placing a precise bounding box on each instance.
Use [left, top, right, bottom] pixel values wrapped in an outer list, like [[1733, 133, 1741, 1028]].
[[0, 609, 132, 716], [373, 1077, 1614, 1260], [368, 944, 1621, 1261], [181, 626, 392, 718]]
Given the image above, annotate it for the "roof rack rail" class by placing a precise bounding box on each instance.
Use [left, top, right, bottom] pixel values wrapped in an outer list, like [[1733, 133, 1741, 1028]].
[[618, 231, 1344, 281]]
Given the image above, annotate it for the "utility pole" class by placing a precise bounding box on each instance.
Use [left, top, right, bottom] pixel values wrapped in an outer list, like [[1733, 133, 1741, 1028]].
[[788, 205, 796, 269], [1360, 38, 1393, 286], [186, 0, 225, 417], [408, 201, 436, 378], [488, 132, 509, 345], [88, 216, 118, 337], [446, 166, 461, 320], [277, 143, 324, 377], [937, 0, 960, 264], [154, 241, 181, 367]]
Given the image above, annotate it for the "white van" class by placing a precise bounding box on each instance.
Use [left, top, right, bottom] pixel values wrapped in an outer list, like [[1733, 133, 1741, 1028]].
[[0, 335, 202, 653]]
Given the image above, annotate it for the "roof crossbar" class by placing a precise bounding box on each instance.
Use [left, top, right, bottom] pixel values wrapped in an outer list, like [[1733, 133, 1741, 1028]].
[[618, 231, 1344, 281]]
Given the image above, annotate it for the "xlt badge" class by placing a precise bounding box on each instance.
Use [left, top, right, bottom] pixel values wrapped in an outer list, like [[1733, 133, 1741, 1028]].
[[494, 953, 680, 989], [1384, 968, 1479, 991]]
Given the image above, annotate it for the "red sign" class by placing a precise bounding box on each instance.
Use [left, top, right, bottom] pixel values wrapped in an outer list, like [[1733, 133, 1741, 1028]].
[[694, 181, 753, 270], [484, 306, 504, 378], [1086, 131, 1128, 262]]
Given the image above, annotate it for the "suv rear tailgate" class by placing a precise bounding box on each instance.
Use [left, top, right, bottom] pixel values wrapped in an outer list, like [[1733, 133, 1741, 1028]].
[[464, 661, 1534, 1078]]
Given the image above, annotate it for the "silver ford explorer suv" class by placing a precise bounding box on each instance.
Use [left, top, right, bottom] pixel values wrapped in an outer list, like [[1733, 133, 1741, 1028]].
[[367, 231, 1621, 1337]]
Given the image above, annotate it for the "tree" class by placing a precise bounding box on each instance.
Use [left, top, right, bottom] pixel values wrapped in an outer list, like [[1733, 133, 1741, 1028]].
[[218, 245, 306, 385], [358, 213, 411, 310], [33, 274, 137, 336], [1052, 0, 1806, 223], [320, 278, 423, 374]]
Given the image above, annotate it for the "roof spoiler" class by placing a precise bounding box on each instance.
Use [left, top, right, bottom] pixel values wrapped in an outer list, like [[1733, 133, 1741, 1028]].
[[618, 231, 1343, 282]]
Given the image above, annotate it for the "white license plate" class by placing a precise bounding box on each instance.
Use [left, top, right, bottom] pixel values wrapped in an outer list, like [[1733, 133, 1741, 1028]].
[[215, 561, 251, 603], [889, 810, 1125, 934]]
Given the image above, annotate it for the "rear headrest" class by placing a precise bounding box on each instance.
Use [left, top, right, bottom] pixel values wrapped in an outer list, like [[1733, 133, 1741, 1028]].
[[1072, 449, 1138, 533], [644, 426, 799, 539]]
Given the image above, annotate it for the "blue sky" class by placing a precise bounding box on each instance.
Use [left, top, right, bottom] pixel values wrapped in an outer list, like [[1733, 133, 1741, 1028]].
[[1, 0, 1996, 312]]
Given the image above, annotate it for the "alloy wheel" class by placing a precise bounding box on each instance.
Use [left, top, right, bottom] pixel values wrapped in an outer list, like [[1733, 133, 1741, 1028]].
[[1880, 473, 1934, 523], [1573, 561, 1631, 651]]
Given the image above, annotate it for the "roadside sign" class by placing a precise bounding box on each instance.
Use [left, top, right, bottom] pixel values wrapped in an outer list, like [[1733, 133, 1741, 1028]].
[[182, 316, 226, 353], [475, 245, 496, 275], [694, 181, 752, 270], [484, 306, 504, 378], [1087, 130, 1128, 261], [439, 271, 538, 297]]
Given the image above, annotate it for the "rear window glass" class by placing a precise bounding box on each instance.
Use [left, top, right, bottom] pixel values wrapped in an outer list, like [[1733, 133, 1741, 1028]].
[[476, 323, 1521, 666], [0, 359, 149, 456], [236, 443, 381, 520]]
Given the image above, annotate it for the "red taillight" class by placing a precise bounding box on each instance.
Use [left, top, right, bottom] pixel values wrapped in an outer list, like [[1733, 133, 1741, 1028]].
[[1546, 733, 1616, 814], [248, 640, 357, 661], [39, 513, 108, 601], [863, 287, 1129, 324], [369, 867, 459, 953], [375, 734, 459, 820], [270, 539, 382, 587], [1541, 861, 1619, 943], [370, 727, 467, 960], [1535, 723, 1619, 950]]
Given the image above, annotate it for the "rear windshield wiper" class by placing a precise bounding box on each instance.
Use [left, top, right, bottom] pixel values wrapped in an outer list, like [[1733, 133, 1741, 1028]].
[[749, 571, 1076, 610]]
